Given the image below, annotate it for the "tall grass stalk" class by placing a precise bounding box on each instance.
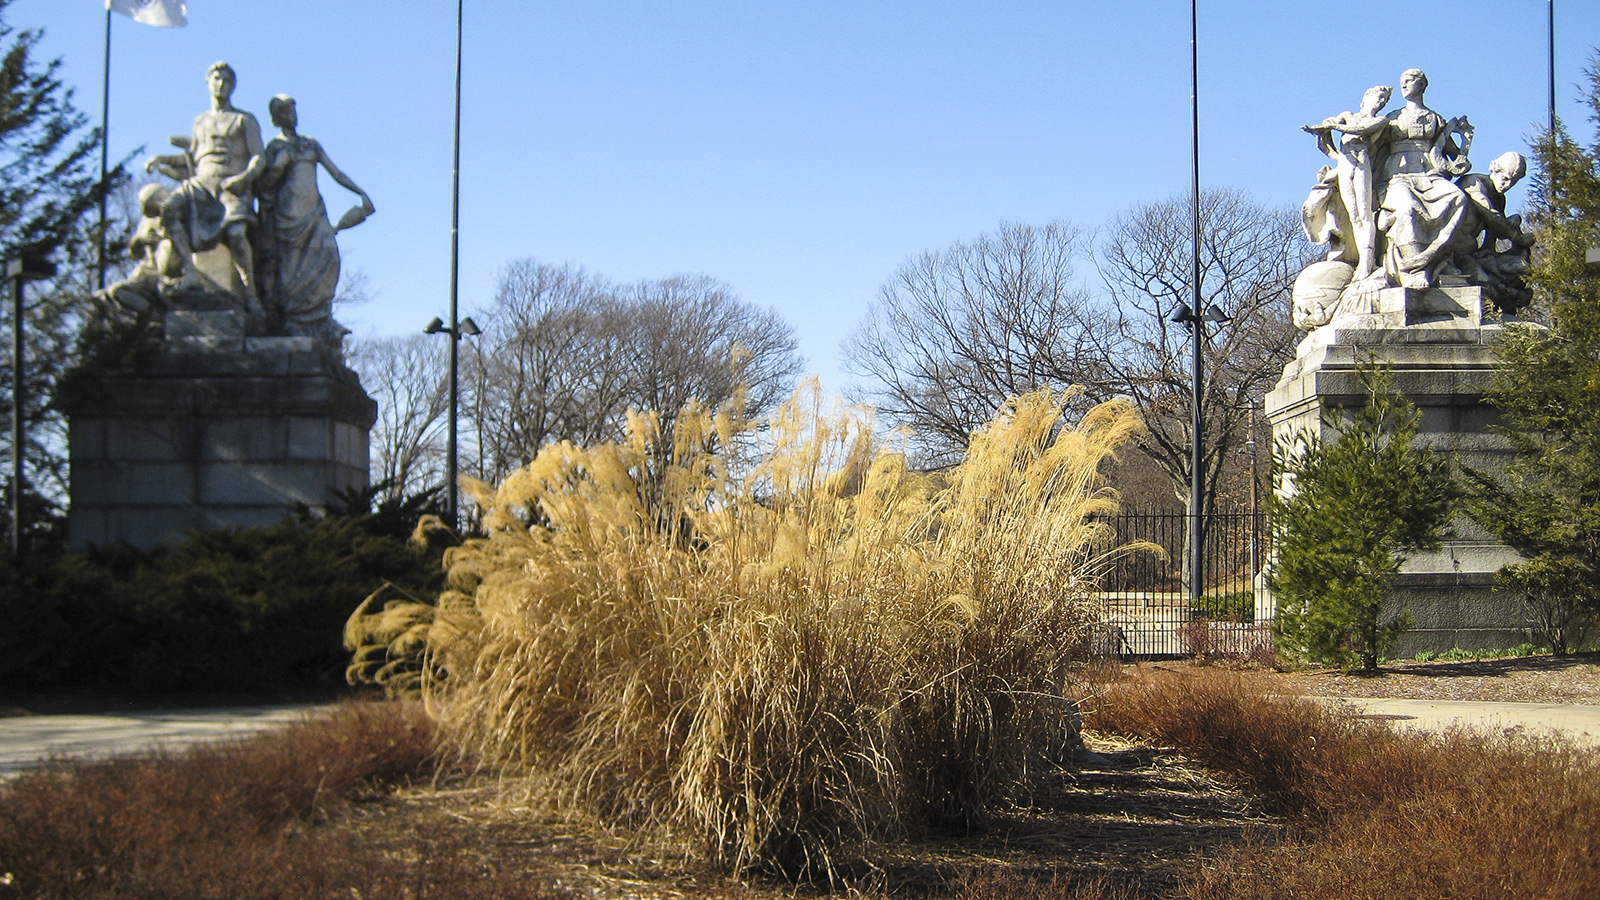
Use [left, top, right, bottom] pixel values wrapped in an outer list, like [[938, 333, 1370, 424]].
[[354, 384, 1143, 876]]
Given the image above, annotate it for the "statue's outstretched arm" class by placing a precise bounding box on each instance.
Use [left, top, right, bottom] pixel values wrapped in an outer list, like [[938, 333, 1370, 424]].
[[1301, 125, 1339, 160], [315, 141, 374, 213], [144, 152, 191, 180], [1327, 114, 1388, 138]]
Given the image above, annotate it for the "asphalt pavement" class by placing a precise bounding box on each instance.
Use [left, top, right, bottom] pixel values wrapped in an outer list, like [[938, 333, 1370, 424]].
[[0, 704, 327, 776], [1331, 697, 1600, 746], [0, 697, 1595, 779]]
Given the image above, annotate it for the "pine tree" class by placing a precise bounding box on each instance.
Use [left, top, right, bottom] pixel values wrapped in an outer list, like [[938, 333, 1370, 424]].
[[1269, 365, 1455, 672], [1466, 56, 1600, 655], [0, 8, 106, 256], [0, 4, 126, 544]]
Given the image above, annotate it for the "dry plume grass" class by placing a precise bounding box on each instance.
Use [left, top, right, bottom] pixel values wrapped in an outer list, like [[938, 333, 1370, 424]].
[[1085, 668, 1600, 899], [358, 384, 1144, 876]]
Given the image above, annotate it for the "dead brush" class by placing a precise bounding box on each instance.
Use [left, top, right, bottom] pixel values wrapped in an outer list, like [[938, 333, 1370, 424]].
[[1087, 667, 1600, 899], [356, 384, 1147, 878], [1176, 619, 1279, 668], [0, 700, 466, 899]]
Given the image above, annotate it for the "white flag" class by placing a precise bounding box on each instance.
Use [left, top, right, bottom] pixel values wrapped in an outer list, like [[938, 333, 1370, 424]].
[[107, 0, 187, 28]]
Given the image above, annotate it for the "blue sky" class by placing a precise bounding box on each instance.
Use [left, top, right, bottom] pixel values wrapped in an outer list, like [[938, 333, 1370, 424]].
[[13, 1, 1600, 397]]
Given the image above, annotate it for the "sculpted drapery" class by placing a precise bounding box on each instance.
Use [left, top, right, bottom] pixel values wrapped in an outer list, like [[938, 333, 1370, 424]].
[[229, 95, 374, 343]]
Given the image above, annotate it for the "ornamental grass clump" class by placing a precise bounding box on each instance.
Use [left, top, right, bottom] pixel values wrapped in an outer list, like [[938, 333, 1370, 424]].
[[350, 384, 1142, 877]]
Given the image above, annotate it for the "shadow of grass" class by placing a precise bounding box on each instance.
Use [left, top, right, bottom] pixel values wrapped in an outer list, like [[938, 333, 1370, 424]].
[[1391, 651, 1599, 680]]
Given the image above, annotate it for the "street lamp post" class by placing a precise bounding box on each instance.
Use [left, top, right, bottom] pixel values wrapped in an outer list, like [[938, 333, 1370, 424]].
[[1246, 420, 1259, 584], [7, 254, 56, 556], [1170, 301, 1229, 604], [424, 315, 480, 527]]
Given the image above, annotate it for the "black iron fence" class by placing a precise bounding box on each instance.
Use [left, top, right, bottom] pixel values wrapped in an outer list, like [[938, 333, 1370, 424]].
[[1091, 509, 1270, 657]]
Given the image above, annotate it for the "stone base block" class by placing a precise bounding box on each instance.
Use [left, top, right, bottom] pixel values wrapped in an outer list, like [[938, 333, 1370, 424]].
[[1384, 573, 1535, 657], [1264, 320, 1534, 653], [65, 344, 375, 550]]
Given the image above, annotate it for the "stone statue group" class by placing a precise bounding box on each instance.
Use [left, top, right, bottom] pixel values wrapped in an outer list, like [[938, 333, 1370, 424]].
[[99, 61, 373, 348], [1294, 68, 1534, 329]]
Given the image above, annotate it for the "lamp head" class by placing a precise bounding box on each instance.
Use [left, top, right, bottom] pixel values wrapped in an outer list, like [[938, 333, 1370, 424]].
[[423, 317, 445, 334], [6, 255, 55, 281]]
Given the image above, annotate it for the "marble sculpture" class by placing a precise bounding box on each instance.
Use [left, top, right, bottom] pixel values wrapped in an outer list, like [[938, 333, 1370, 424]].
[[1294, 69, 1533, 330], [98, 62, 373, 349]]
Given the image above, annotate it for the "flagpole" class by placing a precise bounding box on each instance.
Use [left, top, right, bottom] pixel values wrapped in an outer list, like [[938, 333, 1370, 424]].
[[97, 3, 112, 291]]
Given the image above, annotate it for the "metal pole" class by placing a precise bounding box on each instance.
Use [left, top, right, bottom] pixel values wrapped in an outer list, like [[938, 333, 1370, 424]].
[[97, 5, 112, 291], [1247, 430, 1259, 578], [11, 274, 23, 556], [1548, 0, 1556, 133], [447, 0, 464, 527], [1188, 0, 1204, 604]]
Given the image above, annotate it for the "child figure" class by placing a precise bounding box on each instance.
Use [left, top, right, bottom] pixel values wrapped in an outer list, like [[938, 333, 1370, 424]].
[[96, 183, 182, 318], [1303, 85, 1393, 280]]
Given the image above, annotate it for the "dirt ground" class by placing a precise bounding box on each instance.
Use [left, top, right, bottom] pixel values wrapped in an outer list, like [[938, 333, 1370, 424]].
[[12, 655, 1594, 898], [336, 732, 1273, 899], [1213, 652, 1600, 704]]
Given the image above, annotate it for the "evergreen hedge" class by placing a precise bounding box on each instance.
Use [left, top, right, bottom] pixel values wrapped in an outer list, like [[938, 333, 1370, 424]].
[[0, 489, 446, 695]]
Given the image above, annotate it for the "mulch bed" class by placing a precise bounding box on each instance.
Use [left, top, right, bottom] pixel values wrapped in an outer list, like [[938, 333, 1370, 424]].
[[1129, 653, 1600, 705]]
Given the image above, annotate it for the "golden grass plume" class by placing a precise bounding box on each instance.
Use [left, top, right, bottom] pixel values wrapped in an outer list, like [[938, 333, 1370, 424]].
[[347, 382, 1144, 876]]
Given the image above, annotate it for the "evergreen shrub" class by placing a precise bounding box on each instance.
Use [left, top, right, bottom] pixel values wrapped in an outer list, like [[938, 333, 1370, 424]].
[[1466, 60, 1600, 655], [0, 487, 446, 695], [1269, 365, 1456, 672]]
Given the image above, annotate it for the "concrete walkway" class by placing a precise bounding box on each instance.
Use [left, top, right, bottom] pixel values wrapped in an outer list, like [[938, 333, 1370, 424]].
[[0, 705, 327, 776], [1330, 697, 1600, 747]]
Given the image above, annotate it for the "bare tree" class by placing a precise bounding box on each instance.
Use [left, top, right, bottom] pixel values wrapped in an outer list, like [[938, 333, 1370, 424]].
[[624, 274, 801, 437], [465, 260, 804, 483], [842, 193, 1310, 522], [842, 221, 1101, 466], [1093, 189, 1310, 516], [464, 262, 628, 479], [347, 334, 449, 501]]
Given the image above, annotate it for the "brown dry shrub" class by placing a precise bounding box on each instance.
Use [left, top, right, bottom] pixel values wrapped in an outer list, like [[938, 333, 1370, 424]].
[[0, 700, 559, 899], [1088, 668, 1600, 899], [1176, 620, 1278, 669]]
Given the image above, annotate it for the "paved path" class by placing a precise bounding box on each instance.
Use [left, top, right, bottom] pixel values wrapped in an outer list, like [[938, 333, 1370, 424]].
[[0, 705, 327, 776], [2, 698, 1595, 780], [1330, 697, 1600, 747]]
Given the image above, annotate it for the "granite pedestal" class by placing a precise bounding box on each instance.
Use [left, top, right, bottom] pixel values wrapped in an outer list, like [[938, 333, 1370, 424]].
[[1264, 286, 1532, 655], [63, 311, 376, 550]]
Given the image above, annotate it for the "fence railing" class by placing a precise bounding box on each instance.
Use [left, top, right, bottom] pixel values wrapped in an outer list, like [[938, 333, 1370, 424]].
[[1090, 509, 1270, 657]]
